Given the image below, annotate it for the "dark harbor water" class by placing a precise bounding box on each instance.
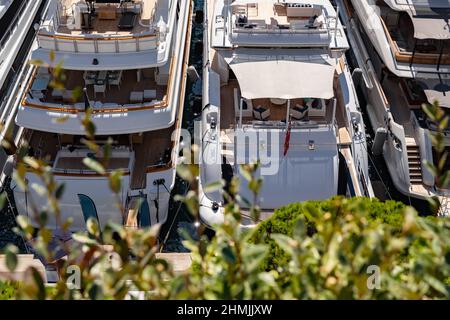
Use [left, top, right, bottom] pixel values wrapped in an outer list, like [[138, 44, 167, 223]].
[[0, 0, 433, 252]]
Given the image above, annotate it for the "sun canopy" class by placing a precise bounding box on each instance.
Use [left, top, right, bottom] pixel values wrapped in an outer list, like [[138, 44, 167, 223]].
[[410, 16, 450, 40], [425, 89, 450, 108], [227, 58, 336, 100]]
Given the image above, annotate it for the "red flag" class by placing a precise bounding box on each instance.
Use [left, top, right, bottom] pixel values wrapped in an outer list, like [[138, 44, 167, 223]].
[[283, 120, 291, 156]]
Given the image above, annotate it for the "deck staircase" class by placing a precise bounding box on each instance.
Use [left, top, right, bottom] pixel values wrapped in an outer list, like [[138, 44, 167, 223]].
[[220, 129, 235, 166], [406, 143, 423, 185]]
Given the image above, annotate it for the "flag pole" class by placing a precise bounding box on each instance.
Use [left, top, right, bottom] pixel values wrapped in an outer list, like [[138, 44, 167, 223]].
[[83, 87, 91, 111], [286, 99, 290, 130]]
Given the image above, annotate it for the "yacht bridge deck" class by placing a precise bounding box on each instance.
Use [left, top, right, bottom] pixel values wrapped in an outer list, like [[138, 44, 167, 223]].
[[55, 0, 158, 35]]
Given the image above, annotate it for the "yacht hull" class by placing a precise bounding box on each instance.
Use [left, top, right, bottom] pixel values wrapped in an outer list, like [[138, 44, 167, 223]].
[[337, 0, 450, 216]]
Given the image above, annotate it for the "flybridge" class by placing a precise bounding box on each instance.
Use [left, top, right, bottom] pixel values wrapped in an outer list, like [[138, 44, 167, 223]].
[[33, 0, 173, 69], [211, 0, 349, 50]]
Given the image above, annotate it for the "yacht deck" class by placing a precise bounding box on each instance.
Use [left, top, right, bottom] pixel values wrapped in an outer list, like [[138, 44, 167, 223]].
[[130, 127, 174, 189], [219, 79, 347, 131], [55, 156, 130, 171], [377, 2, 450, 65], [31, 68, 167, 106], [23, 128, 173, 182], [382, 77, 418, 138], [26, 130, 60, 162], [57, 0, 157, 35], [231, 0, 327, 29]]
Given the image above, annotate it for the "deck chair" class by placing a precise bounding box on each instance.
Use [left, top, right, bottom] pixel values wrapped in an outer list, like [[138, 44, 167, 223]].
[[94, 84, 106, 98], [253, 106, 271, 120], [291, 104, 309, 120]]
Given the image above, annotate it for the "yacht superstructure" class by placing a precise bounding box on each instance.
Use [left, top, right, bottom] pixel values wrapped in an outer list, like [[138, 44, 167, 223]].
[[0, 0, 44, 92], [11, 0, 192, 231], [199, 0, 373, 228], [1, 0, 44, 121], [338, 0, 450, 215], [1, 0, 46, 183]]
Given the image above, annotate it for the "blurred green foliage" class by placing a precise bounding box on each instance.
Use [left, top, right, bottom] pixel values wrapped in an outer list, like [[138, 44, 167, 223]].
[[251, 197, 407, 271], [0, 281, 19, 300]]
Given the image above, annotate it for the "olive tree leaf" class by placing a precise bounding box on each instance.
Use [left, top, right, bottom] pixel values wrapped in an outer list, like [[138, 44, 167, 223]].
[[242, 244, 267, 272], [83, 157, 105, 174], [0, 192, 7, 211], [203, 180, 223, 193], [109, 170, 122, 194], [4, 245, 18, 272]]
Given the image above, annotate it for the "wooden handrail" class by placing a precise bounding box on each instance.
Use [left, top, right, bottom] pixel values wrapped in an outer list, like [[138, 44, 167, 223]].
[[22, 99, 167, 113], [380, 18, 450, 66], [22, 56, 176, 113], [38, 31, 157, 41], [52, 170, 131, 177]]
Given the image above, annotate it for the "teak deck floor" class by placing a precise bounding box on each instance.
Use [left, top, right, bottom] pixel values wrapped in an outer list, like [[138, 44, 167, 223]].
[[57, 0, 157, 35], [37, 69, 167, 105]]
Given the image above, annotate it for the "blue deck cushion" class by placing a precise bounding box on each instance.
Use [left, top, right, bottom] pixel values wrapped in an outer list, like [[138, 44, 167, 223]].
[[254, 106, 266, 113], [137, 197, 152, 227], [77, 194, 101, 229]]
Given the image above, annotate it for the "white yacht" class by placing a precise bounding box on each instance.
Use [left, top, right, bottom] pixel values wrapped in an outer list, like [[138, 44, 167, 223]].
[[1, 0, 46, 183], [11, 0, 193, 232], [337, 0, 450, 215], [199, 0, 373, 228], [0, 0, 44, 93], [0, 0, 45, 130]]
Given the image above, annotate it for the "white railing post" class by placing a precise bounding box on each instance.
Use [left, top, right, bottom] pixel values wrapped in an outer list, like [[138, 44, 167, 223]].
[[332, 98, 337, 129], [334, 5, 340, 46], [239, 98, 243, 128]]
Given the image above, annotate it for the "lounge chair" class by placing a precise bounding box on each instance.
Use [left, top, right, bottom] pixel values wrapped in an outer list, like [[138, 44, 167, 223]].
[[129, 91, 144, 103], [253, 106, 271, 120], [291, 104, 309, 120], [118, 11, 137, 30], [94, 84, 106, 98], [143, 89, 157, 101]]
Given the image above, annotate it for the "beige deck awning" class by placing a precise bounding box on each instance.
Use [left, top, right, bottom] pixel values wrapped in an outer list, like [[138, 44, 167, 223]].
[[409, 14, 450, 40], [425, 89, 450, 108], [227, 58, 336, 100]]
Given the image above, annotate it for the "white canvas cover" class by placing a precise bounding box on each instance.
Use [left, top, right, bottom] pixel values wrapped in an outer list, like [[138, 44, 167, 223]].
[[410, 14, 450, 40], [227, 58, 336, 99], [425, 89, 450, 108]]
